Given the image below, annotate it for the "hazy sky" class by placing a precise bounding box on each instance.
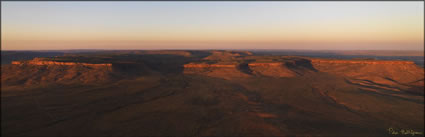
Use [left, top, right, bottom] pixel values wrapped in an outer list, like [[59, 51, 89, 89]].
[[1, 2, 424, 50]]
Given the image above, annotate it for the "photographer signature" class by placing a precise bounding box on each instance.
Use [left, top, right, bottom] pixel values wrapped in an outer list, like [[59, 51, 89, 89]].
[[388, 128, 423, 136]]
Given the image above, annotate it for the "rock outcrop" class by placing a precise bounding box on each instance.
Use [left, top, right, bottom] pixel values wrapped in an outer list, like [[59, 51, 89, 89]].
[[310, 59, 415, 65], [4, 58, 114, 86], [12, 58, 112, 68], [311, 58, 424, 94], [183, 59, 316, 78], [183, 57, 424, 92]]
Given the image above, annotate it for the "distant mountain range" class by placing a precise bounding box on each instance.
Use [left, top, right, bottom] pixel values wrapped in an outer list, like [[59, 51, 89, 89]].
[[3, 49, 423, 67]]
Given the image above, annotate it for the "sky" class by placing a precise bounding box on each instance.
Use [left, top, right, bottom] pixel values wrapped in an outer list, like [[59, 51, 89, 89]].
[[1, 2, 424, 50]]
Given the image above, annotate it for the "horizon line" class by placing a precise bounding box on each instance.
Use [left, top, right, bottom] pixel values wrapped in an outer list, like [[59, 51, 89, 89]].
[[2, 49, 424, 51]]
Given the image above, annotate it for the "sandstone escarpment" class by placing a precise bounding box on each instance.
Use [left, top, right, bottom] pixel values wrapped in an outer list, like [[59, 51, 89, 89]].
[[311, 58, 424, 94], [183, 58, 316, 78], [311, 58, 423, 83], [183, 57, 424, 92], [310, 59, 415, 65], [3, 58, 115, 86], [12, 57, 112, 68]]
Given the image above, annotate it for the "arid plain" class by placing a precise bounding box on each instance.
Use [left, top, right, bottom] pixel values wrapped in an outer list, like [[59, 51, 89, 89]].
[[1, 50, 424, 136]]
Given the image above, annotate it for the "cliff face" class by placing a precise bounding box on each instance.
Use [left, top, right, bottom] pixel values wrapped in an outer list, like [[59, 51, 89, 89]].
[[183, 62, 307, 79], [311, 58, 424, 94], [12, 58, 112, 68], [183, 59, 317, 78], [3, 58, 114, 86], [2, 53, 424, 136], [183, 58, 424, 94], [310, 59, 415, 65], [311, 59, 423, 83], [5, 56, 424, 94]]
